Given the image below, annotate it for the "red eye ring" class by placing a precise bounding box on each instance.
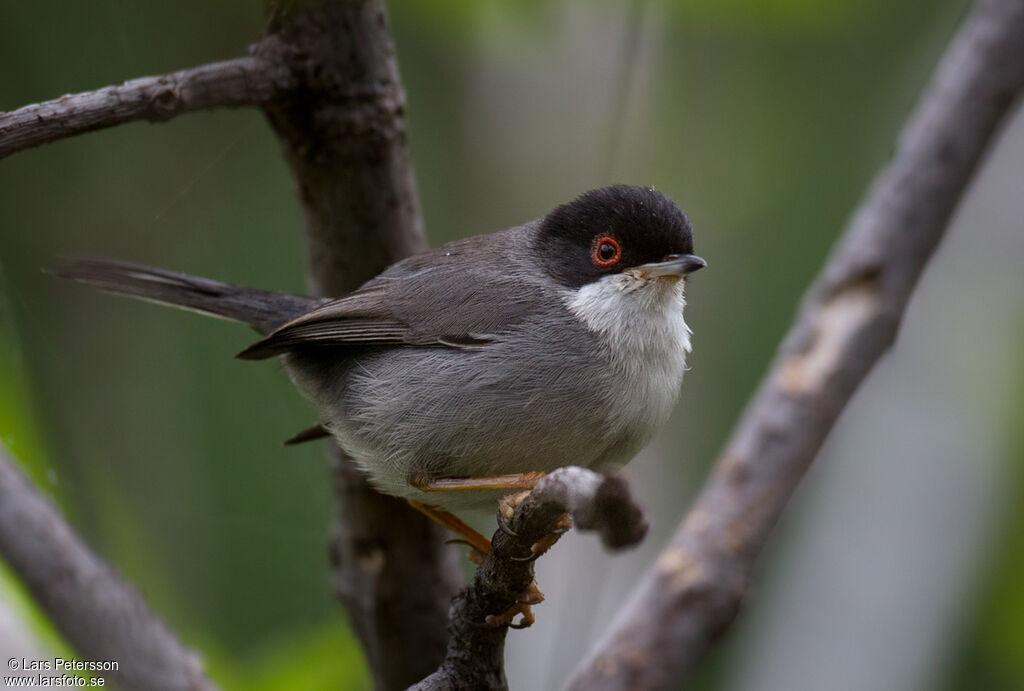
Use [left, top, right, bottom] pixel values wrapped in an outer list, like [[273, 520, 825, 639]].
[[592, 235, 622, 267]]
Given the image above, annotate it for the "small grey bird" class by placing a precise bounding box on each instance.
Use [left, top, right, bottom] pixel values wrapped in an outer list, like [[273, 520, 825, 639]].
[[58, 185, 705, 554]]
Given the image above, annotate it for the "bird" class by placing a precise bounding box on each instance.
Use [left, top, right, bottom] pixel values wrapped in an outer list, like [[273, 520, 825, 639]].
[[56, 184, 705, 567]]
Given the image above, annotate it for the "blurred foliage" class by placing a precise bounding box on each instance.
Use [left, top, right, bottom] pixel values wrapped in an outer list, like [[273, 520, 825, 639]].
[[3, 0, 1020, 689], [944, 363, 1024, 691], [0, 266, 50, 490], [207, 622, 368, 691]]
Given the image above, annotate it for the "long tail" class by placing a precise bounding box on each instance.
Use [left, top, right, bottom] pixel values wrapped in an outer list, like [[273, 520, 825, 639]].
[[53, 258, 321, 335]]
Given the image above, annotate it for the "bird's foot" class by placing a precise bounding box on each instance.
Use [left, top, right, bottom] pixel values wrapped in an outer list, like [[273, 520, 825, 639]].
[[522, 513, 573, 561], [497, 490, 532, 533], [490, 499, 572, 629], [410, 474, 572, 629], [486, 582, 545, 629], [499, 489, 573, 562]]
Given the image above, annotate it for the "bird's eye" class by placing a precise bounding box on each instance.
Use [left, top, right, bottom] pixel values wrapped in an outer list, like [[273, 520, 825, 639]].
[[592, 235, 622, 267]]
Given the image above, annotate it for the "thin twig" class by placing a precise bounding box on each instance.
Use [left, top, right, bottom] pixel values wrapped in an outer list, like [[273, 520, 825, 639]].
[[567, 0, 1024, 688], [0, 55, 291, 159], [258, 1, 460, 689], [0, 444, 214, 691], [411, 467, 648, 691]]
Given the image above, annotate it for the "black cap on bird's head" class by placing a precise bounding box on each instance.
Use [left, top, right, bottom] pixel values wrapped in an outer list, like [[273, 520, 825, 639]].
[[533, 185, 706, 289]]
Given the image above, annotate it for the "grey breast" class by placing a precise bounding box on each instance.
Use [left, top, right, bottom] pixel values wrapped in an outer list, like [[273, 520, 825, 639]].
[[336, 300, 620, 481]]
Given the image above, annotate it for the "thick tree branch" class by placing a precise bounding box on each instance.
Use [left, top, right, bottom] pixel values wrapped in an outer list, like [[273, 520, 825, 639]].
[[258, 2, 460, 689], [567, 1, 1024, 688], [0, 56, 292, 160], [411, 467, 648, 691], [0, 444, 214, 691]]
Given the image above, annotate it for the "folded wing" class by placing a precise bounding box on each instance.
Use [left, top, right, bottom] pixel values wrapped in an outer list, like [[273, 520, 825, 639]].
[[237, 227, 542, 360]]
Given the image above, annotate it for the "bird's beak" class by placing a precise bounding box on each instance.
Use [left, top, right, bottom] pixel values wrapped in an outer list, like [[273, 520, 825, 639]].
[[636, 254, 707, 278]]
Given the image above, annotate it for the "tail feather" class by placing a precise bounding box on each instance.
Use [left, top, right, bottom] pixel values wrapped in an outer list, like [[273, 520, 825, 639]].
[[53, 258, 320, 335]]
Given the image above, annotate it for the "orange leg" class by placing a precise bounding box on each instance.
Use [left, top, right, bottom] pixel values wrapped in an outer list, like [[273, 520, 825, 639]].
[[408, 472, 550, 555], [413, 471, 546, 493], [408, 499, 492, 558], [408, 472, 554, 629]]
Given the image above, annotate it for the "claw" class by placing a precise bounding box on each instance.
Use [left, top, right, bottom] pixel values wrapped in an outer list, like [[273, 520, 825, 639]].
[[444, 538, 473, 548], [509, 550, 544, 563], [486, 602, 536, 629], [496, 490, 531, 546], [518, 581, 545, 605], [509, 513, 574, 562], [552, 513, 573, 534], [496, 507, 519, 539], [483, 581, 545, 629], [442, 538, 488, 565], [509, 610, 536, 629]]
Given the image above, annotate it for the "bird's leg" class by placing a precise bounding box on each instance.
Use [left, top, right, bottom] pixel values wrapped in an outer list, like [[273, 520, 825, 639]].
[[412, 471, 547, 493], [406, 472, 543, 558], [407, 500, 491, 564], [410, 471, 574, 628], [408, 497, 543, 627]]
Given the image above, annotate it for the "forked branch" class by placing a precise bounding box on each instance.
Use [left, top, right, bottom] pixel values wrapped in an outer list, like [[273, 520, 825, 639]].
[[568, 0, 1024, 688]]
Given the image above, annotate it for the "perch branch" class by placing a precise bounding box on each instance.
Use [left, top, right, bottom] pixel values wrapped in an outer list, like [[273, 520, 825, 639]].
[[0, 55, 292, 159], [411, 467, 648, 691], [259, 1, 459, 688], [0, 444, 214, 690], [568, 0, 1024, 688]]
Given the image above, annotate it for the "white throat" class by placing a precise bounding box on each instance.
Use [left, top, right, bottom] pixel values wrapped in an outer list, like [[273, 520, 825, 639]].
[[564, 272, 692, 432]]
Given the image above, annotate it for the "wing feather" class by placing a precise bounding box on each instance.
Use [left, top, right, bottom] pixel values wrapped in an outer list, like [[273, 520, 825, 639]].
[[236, 226, 543, 360]]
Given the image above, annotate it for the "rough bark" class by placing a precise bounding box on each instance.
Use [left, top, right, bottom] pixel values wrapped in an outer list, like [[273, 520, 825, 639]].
[[0, 56, 291, 159], [411, 468, 648, 691], [0, 444, 214, 691], [257, 2, 462, 689], [567, 0, 1024, 688]]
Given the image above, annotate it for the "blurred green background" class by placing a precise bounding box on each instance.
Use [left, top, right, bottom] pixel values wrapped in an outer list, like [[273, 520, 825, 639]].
[[2, 0, 1022, 689]]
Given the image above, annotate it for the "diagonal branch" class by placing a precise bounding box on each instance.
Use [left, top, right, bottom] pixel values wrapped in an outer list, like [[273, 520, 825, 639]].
[[411, 467, 649, 691], [0, 55, 293, 160], [258, 1, 461, 689], [0, 443, 215, 691], [567, 0, 1024, 688]]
